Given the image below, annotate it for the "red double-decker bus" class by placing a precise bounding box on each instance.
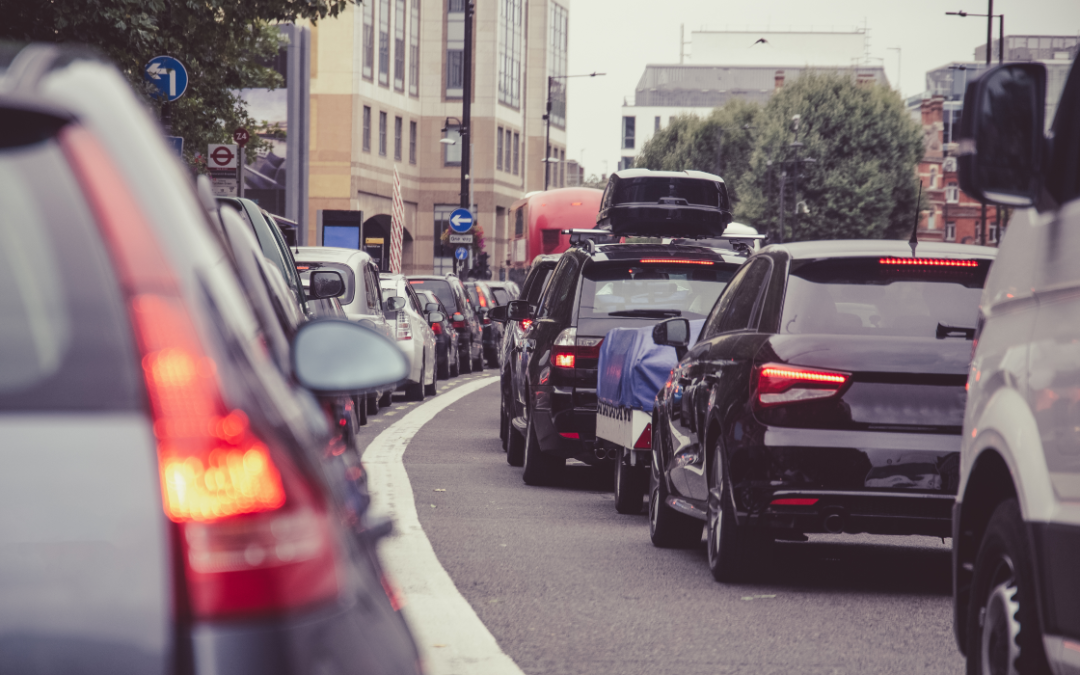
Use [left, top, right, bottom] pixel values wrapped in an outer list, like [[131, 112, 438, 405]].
[[506, 187, 603, 283]]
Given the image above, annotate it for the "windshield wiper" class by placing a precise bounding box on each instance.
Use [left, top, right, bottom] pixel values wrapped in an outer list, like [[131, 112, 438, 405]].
[[608, 309, 682, 318], [936, 323, 976, 340]]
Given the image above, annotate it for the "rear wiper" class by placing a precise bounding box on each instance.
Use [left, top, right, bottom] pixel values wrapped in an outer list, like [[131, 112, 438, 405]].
[[936, 323, 976, 340], [608, 309, 682, 318]]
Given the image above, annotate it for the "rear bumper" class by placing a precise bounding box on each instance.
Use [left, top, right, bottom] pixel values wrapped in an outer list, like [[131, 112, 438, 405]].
[[733, 426, 961, 537], [531, 385, 599, 462]]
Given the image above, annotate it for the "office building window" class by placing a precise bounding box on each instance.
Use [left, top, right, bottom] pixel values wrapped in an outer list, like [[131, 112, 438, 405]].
[[443, 125, 461, 166], [379, 111, 387, 156], [943, 156, 957, 172], [559, 149, 566, 187], [394, 0, 406, 91], [988, 222, 999, 244], [548, 3, 568, 127], [378, 0, 390, 86], [362, 106, 372, 152], [505, 129, 512, 173], [394, 116, 403, 161], [497, 127, 504, 171], [512, 132, 519, 175], [619, 157, 634, 171], [498, 0, 523, 108], [945, 183, 959, 204], [945, 221, 956, 241], [409, 0, 420, 95], [446, 0, 464, 98], [409, 120, 417, 164], [362, 1, 374, 80], [622, 116, 635, 150]]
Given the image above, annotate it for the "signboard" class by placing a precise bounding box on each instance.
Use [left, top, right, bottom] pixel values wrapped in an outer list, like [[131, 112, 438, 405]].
[[143, 56, 188, 102], [233, 127, 250, 147], [449, 208, 474, 233], [208, 143, 239, 197], [164, 136, 183, 156], [454, 246, 470, 261], [449, 234, 473, 244]]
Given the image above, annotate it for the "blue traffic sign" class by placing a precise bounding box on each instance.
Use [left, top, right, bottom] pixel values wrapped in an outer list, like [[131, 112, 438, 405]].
[[164, 136, 184, 156], [454, 246, 470, 261], [449, 208, 474, 233], [144, 56, 188, 102]]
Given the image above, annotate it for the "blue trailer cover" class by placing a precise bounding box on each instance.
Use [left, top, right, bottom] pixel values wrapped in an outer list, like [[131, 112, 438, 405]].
[[597, 319, 705, 413]]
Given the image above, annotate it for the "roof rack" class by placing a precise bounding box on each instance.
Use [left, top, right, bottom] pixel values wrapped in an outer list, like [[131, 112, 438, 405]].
[[561, 228, 619, 254]]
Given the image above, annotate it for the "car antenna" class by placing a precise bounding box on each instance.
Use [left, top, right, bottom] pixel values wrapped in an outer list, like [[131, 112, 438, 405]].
[[909, 183, 922, 257]]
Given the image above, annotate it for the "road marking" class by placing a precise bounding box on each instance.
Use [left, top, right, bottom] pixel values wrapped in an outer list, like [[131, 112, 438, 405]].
[[363, 375, 522, 675]]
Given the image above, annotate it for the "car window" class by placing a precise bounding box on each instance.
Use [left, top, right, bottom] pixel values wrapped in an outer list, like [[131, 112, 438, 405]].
[[709, 258, 772, 334], [295, 261, 356, 305], [578, 260, 738, 321], [406, 285, 424, 313], [525, 266, 555, 305], [366, 265, 382, 312], [410, 279, 458, 313], [779, 257, 991, 338], [0, 124, 142, 411], [538, 255, 582, 321], [492, 288, 511, 305], [701, 258, 767, 338]]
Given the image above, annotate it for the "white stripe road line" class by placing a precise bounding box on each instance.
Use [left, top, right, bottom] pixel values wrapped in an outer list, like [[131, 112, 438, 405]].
[[363, 376, 523, 675]]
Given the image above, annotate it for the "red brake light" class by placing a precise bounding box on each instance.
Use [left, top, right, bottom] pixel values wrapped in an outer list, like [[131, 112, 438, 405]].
[[554, 353, 575, 368], [754, 363, 850, 408], [637, 259, 714, 265], [879, 257, 978, 267], [519, 318, 533, 331], [431, 322, 442, 335], [771, 498, 819, 506], [62, 126, 338, 620], [558, 432, 580, 439]]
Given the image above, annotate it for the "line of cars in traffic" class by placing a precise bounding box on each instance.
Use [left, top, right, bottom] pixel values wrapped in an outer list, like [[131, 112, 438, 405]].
[[488, 53, 1080, 675]]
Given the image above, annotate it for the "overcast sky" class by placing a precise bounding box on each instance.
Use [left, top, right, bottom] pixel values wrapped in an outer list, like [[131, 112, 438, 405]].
[[564, 0, 1080, 177]]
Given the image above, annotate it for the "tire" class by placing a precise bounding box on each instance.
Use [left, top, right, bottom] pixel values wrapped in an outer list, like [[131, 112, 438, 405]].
[[486, 349, 499, 369], [649, 467, 703, 548], [356, 395, 368, 426], [379, 390, 392, 408], [367, 393, 379, 415], [522, 413, 563, 486], [473, 352, 485, 372], [450, 350, 460, 378], [499, 380, 510, 451], [405, 357, 426, 401], [459, 344, 473, 374], [506, 420, 525, 466], [424, 358, 438, 396], [437, 348, 450, 380], [614, 448, 648, 515], [965, 499, 1050, 675]]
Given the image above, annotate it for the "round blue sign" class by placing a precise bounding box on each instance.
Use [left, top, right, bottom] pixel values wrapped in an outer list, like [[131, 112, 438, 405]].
[[454, 246, 470, 261], [144, 56, 189, 102], [449, 208, 474, 234]]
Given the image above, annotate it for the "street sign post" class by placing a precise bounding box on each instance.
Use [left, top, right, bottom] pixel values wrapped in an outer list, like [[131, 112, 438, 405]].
[[232, 128, 250, 147], [448, 234, 474, 244], [143, 56, 189, 102], [207, 143, 239, 197], [454, 246, 470, 261], [449, 208, 474, 233], [231, 129, 249, 198]]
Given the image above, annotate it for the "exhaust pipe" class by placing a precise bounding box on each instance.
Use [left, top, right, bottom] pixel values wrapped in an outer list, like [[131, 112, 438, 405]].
[[595, 446, 619, 461], [822, 509, 846, 534]]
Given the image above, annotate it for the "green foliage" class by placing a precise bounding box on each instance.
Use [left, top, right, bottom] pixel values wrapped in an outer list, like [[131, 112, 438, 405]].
[[2, 0, 352, 169], [636, 100, 760, 204], [736, 72, 924, 242]]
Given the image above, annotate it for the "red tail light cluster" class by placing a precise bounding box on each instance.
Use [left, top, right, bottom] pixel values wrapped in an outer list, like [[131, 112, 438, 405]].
[[551, 328, 603, 370], [519, 318, 533, 332], [753, 363, 850, 408], [63, 126, 339, 620], [431, 321, 443, 335]]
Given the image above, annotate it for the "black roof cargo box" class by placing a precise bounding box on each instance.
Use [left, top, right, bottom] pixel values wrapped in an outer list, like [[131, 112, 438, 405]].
[[596, 169, 733, 238]]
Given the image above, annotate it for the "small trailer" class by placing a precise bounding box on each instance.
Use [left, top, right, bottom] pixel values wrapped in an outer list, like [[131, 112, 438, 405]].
[[596, 320, 705, 514]]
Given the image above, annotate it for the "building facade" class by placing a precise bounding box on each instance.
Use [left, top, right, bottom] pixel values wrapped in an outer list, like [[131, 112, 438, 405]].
[[305, 0, 572, 278]]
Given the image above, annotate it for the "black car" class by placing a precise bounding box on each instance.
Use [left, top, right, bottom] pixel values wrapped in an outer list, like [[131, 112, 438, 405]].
[[502, 240, 743, 485], [494, 254, 560, 453], [409, 274, 484, 373], [650, 240, 996, 582], [464, 279, 503, 368], [416, 289, 460, 380]]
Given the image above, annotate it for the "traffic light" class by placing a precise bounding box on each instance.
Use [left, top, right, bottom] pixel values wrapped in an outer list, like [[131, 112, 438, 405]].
[[477, 252, 491, 279]]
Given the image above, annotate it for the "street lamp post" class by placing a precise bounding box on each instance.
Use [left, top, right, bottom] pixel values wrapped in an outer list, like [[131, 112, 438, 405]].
[[769, 115, 816, 244], [544, 72, 605, 190]]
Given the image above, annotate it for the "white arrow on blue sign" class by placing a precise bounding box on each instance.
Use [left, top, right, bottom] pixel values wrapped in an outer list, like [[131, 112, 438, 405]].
[[449, 208, 474, 233], [454, 246, 470, 260], [144, 56, 189, 102]]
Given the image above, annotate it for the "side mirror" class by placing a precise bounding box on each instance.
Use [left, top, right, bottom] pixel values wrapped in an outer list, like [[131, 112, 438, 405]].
[[506, 300, 531, 321], [488, 304, 509, 323], [292, 319, 408, 394], [653, 318, 691, 360], [309, 270, 345, 299], [425, 302, 440, 313], [428, 311, 446, 324], [957, 63, 1046, 208], [384, 296, 406, 311]]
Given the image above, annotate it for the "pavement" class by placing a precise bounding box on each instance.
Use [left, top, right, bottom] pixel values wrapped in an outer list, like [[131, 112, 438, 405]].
[[359, 372, 964, 675]]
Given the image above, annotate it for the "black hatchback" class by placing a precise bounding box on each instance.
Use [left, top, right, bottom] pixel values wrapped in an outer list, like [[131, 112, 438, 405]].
[[649, 240, 996, 582]]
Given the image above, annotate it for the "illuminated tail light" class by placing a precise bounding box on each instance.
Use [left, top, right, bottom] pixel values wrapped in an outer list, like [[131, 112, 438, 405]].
[[519, 318, 533, 332], [771, 497, 819, 506], [879, 257, 978, 267], [62, 126, 339, 620], [637, 258, 714, 265], [396, 310, 412, 340], [753, 363, 850, 408], [431, 322, 443, 335], [551, 328, 603, 370], [558, 432, 580, 439], [634, 423, 653, 449]]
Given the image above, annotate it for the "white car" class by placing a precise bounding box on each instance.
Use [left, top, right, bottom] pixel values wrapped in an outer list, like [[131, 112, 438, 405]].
[[380, 273, 438, 401]]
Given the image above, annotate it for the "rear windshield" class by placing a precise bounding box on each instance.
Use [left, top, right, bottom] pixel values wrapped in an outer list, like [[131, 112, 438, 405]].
[[578, 260, 738, 321], [780, 257, 992, 338], [0, 117, 141, 410], [491, 288, 511, 305], [410, 279, 458, 313], [296, 261, 356, 305]]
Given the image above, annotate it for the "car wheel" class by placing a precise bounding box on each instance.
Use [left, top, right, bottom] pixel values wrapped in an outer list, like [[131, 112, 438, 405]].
[[460, 345, 472, 374], [424, 359, 438, 396], [356, 395, 368, 426], [367, 392, 380, 415], [405, 357, 426, 401], [614, 447, 648, 515], [506, 413, 525, 466], [522, 412, 563, 486], [473, 351, 485, 372], [486, 349, 499, 369], [499, 379, 510, 450], [437, 348, 450, 380], [649, 466, 703, 549], [379, 390, 392, 408], [966, 499, 1050, 675]]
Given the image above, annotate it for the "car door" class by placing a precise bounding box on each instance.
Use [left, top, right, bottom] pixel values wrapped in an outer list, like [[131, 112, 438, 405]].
[[668, 257, 775, 502], [406, 282, 436, 373]]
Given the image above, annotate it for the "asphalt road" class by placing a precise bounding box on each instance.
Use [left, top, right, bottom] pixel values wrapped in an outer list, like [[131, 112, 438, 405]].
[[361, 375, 963, 675]]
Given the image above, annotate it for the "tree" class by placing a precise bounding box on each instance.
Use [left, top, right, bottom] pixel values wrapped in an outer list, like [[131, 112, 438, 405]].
[[736, 72, 924, 242], [635, 100, 760, 205], [2, 0, 352, 168]]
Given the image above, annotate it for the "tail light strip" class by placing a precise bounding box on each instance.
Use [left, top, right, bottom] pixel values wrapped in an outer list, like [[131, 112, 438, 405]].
[[754, 363, 850, 408], [879, 257, 979, 267]]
